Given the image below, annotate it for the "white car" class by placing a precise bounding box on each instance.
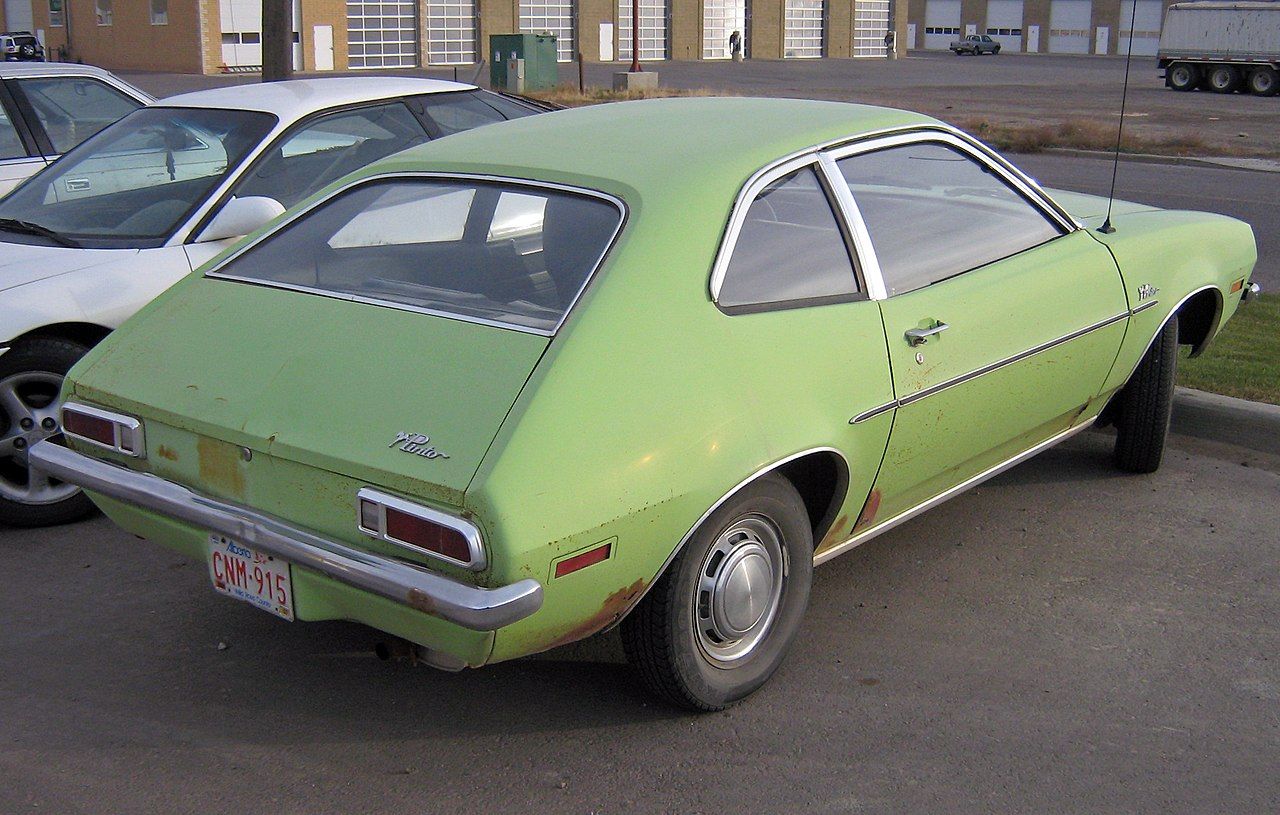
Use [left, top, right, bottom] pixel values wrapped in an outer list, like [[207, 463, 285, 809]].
[[0, 76, 543, 526], [0, 62, 152, 194]]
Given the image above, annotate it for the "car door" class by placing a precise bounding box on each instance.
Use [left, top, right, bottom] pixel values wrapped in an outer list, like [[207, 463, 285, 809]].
[[0, 82, 46, 193], [830, 134, 1129, 524], [6, 75, 144, 157]]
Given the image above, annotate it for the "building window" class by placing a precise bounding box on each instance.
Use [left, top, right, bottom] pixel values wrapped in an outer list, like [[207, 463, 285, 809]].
[[95, 0, 113, 26], [151, 0, 168, 25], [49, 0, 63, 27]]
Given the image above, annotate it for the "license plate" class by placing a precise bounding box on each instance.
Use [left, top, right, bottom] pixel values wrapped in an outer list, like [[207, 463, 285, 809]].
[[207, 534, 294, 621]]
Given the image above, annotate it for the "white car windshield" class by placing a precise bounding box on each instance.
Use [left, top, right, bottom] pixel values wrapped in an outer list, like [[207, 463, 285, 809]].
[[0, 106, 275, 248]]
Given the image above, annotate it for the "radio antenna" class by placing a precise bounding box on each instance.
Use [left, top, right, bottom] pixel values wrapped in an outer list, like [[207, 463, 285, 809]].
[[1099, 0, 1140, 234]]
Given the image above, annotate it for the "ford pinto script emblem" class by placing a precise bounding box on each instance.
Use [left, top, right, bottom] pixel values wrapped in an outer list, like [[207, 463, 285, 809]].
[[389, 432, 450, 460], [1137, 283, 1160, 301]]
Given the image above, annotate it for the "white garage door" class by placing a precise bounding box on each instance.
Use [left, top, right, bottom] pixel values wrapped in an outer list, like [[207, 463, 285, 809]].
[[784, 0, 825, 58], [1049, 0, 1091, 54], [4, 0, 33, 33], [703, 0, 746, 59], [619, 0, 668, 61], [853, 0, 890, 57], [923, 0, 960, 50], [221, 0, 302, 69], [985, 0, 1023, 52], [520, 0, 575, 61], [425, 0, 476, 64], [1119, 0, 1162, 56], [348, 0, 417, 68]]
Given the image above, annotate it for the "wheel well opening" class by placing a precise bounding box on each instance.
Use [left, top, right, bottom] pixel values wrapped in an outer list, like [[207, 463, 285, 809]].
[[11, 322, 112, 350], [1176, 289, 1222, 358], [775, 452, 849, 548]]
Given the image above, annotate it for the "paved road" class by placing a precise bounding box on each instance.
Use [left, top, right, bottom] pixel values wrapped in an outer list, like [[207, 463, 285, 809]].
[[1013, 152, 1278, 289], [2, 432, 1277, 814]]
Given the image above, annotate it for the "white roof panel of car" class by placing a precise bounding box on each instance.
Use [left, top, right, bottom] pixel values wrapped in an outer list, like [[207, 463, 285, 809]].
[[160, 77, 478, 123], [0, 61, 155, 101]]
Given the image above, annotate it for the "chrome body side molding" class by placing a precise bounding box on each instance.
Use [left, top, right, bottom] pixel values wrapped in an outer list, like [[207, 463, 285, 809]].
[[815, 418, 1096, 566]]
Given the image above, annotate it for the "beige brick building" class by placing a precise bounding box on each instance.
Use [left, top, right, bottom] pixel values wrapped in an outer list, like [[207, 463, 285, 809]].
[[0, 0, 910, 75], [906, 0, 1179, 55]]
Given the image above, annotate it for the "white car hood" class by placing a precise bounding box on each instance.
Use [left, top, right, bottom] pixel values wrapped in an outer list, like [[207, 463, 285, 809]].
[[0, 241, 138, 293]]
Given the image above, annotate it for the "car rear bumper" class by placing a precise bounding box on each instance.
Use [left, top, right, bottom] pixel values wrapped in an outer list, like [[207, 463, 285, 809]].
[[30, 440, 543, 632]]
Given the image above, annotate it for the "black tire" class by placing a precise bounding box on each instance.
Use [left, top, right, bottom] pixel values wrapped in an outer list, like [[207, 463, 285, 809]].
[[1113, 316, 1178, 474], [1206, 64, 1241, 93], [1248, 66, 1278, 97], [621, 474, 813, 711], [993, 46, 1000, 55], [0, 337, 96, 527], [1167, 62, 1199, 91]]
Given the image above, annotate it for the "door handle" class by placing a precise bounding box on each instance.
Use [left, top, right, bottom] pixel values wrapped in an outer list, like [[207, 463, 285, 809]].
[[904, 322, 949, 347]]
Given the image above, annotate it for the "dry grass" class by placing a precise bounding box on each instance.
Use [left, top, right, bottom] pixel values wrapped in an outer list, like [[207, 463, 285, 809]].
[[526, 85, 724, 107], [959, 117, 1263, 157]]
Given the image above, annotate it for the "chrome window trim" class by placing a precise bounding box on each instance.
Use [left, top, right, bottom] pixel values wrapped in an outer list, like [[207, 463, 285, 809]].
[[61, 401, 145, 458], [204, 171, 628, 337], [848, 310, 1130, 423], [356, 486, 487, 571], [708, 123, 1082, 305], [816, 152, 887, 300]]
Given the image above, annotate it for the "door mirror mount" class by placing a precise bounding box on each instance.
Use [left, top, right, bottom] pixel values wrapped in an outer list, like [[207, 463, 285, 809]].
[[196, 195, 284, 243]]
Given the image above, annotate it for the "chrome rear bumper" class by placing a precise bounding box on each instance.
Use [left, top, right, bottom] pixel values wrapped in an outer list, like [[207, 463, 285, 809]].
[[30, 441, 542, 631]]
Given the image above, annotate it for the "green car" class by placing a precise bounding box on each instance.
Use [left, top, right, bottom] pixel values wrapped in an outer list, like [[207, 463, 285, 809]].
[[31, 99, 1259, 710]]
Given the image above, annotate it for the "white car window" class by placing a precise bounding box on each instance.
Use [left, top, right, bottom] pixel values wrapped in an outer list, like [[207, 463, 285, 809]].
[[836, 142, 1063, 295], [16, 77, 143, 154], [0, 105, 26, 161]]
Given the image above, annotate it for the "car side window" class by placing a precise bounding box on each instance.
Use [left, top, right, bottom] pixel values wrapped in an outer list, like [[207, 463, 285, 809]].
[[417, 91, 514, 136], [718, 165, 859, 310], [836, 142, 1062, 296], [0, 104, 26, 160], [232, 102, 429, 210], [14, 77, 142, 154]]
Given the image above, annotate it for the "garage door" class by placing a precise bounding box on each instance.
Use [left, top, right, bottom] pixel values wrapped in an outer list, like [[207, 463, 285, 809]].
[[985, 0, 1023, 52], [853, 0, 890, 57], [520, 0, 575, 61], [4, 0, 32, 33], [347, 0, 417, 68], [1048, 0, 1091, 54], [923, 0, 960, 50], [221, 0, 302, 69], [1119, 0, 1162, 56], [703, 0, 746, 59], [784, 0, 825, 58], [425, 0, 476, 64], [619, 0, 669, 61]]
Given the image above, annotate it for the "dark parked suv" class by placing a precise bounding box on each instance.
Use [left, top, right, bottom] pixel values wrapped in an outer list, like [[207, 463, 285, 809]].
[[1, 32, 44, 61]]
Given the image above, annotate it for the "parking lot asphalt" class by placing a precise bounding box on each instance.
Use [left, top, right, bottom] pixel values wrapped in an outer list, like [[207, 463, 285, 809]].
[[2, 431, 1277, 814]]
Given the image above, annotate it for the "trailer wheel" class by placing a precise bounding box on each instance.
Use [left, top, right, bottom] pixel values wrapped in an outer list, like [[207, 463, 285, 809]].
[[1207, 65, 1241, 93], [1248, 67, 1278, 97], [1167, 62, 1198, 92]]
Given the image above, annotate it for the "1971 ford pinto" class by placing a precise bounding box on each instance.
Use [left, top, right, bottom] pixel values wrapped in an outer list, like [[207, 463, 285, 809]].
[[31, 99, 1258, 710]]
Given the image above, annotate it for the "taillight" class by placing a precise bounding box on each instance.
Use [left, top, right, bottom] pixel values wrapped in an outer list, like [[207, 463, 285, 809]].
[[61, 403, 144, 458], [356, 487, 485, 571]]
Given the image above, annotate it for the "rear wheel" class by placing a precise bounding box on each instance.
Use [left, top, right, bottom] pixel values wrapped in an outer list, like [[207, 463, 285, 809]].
[[1248, 66, 1278, 96], [621, 474, 813, 711], [1168, 62, 1198, 91], [1206, 65, 1241, 93], [1113, 316, 1178, 474], [0, 337, 96, 527]]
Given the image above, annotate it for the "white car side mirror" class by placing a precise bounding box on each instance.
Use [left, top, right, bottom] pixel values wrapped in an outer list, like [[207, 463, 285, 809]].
[[196, 196, 285, 243]]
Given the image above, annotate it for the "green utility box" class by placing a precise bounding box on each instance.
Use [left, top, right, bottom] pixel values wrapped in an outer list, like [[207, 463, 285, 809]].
[[489, 33, 559, 92]]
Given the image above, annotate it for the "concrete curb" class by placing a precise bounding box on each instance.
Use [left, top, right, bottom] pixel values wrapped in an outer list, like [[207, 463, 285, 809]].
[[1042, 148, 1280, 174], [1172, 387, 1280, 457]]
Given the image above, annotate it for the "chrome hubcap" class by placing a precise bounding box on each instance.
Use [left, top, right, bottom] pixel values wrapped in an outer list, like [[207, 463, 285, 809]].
[[0, 371, 77, 505], [694, 515, 786, 665]]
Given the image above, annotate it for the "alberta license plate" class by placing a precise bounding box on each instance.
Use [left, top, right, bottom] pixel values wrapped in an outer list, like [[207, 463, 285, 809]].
[[207, 534, 294, 621]]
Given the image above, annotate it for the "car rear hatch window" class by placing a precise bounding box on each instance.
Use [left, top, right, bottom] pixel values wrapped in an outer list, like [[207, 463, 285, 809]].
[[209, 177, 624, 334]]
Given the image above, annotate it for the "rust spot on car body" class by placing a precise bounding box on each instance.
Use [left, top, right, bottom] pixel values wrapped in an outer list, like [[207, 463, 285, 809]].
[[818, 514, 850, 549], [407, 589, 437, 615], [155, 445, 179, 462], [853, 488, 882, 532], [543, 578, 647, 650], [197, 436, 244, 498]]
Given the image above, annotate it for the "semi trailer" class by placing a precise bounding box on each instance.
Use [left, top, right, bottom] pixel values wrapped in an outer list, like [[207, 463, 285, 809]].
[[1158, 1, 1280, 95]]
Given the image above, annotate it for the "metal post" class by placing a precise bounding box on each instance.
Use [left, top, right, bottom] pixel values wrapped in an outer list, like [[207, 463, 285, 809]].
[[262, 0, 294, 82], [578, 51, 585, 92], [630, 0, 642, 72]]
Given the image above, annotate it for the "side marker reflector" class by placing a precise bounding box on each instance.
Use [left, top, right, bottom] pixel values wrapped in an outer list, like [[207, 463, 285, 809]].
[[554, 541, 613, 579]]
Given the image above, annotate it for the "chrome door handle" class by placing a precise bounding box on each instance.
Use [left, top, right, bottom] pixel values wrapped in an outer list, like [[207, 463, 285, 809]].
[[904, 322, 949, 347]]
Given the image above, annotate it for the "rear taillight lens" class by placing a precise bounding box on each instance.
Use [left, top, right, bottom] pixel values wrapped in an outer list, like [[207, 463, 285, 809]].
[[356, 487, 484, 570], [61, 403, 145, 458]]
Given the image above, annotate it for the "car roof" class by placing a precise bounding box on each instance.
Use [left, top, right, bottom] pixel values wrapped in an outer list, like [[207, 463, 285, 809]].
[[160, 77, 478, 123], [365, 97, 940, 199], [0, 61, 154, 101]]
